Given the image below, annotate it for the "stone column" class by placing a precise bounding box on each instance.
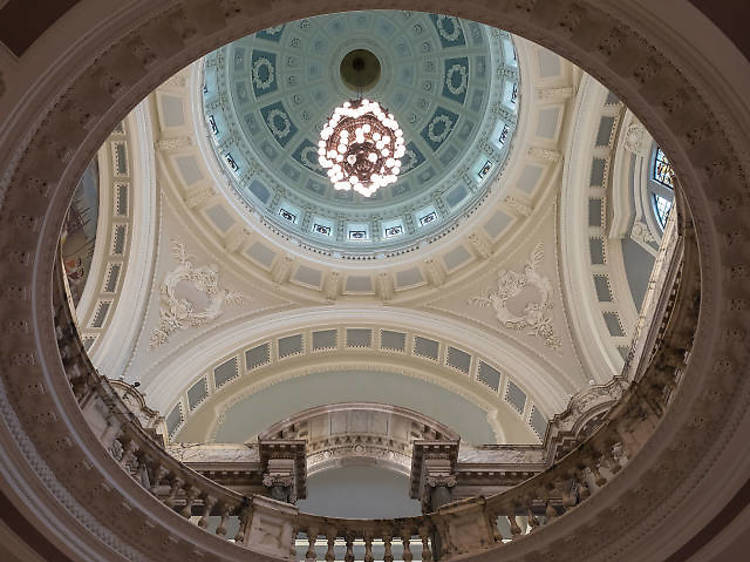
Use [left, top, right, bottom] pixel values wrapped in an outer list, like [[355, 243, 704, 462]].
[[410, 441, 459, 561], [263, 473, 295, 504], [259, 439, 307, 504], [425, 474, 457, 512]]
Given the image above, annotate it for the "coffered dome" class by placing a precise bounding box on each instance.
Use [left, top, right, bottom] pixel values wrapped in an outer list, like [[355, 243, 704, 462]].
[[203, 11, 519, 255]]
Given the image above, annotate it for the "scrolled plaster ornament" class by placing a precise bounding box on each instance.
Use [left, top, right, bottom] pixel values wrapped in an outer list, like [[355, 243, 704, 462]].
[[155, 136, 192, 152], [149, 241, 246, 348], [527, 146, 561, 162], [623, 120, 649, 157], [469, 243, 561, 349], [631, 220, 655, 246]]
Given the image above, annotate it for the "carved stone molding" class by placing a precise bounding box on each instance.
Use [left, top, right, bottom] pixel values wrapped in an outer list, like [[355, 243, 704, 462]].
[[426, 474, 458, 488]]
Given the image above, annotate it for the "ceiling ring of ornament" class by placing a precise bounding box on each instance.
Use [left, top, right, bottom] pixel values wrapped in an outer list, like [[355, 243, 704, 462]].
[[152, 37, 565, 305]]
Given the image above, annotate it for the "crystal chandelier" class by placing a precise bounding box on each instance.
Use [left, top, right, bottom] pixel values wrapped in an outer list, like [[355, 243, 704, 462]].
[[318, 99, 405, 197]]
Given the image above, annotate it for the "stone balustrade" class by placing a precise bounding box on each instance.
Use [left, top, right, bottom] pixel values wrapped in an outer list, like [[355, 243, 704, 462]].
[[51, 203, 692, 561], [294, 512, 436, 562]]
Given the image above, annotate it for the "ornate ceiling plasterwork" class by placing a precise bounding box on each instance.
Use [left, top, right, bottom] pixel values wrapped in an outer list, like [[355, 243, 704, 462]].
[[558, 77, 633, 382], [62, 23, 647, 459], [164, 323, 555, 444], [137, 305, 580, 442], [468, 242, 560, 348], [150, 36, 573, 308], [150, 240, 247, 348], [74, 104, 160, 380], [1, 1, 748, 560], [203, 12, 519, 255]]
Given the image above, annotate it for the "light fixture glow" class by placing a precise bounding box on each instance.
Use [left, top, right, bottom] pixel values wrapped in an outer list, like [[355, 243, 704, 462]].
[[318, 99, 404, 197]]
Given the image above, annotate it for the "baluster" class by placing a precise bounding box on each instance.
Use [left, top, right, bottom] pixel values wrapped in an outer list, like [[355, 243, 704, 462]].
[[401, 530, 413, 562], [198, 495, 217, 528], [216, 505, 230, 537], [508, 515, 521, 536], [164, 477, 184, 508], [305, 527, 318, 562], [344, 533, 355, 562], [363, 533, 375, 562], [383, 532, 394, 562], [120, 439, 139, 471], [607, 444, 623, 473], [234, 503, 251, 543], [576, 469, 591, 500], [180, 485, 199, 518], [489, 511, 502, 542], [135, 455, 150, 489], [562, 477, 578, 507], [545, 501, 557, 520], [418, 525, 432, 562], [325, 530, 336, 562], [590, 462, 607, 487], [149, 463, 168, 495], [528, 507, 540, 530]]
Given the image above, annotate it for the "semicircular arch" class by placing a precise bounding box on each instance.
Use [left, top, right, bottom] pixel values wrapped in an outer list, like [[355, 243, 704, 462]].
[[0, 2, 746, 561]]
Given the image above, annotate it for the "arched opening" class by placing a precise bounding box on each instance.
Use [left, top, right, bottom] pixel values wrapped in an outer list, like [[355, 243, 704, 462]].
[[0, 2, 747, 561]]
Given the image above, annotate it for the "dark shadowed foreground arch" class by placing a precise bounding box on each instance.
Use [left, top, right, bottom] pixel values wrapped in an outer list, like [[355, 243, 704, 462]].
[[0, 1, 748, 560]]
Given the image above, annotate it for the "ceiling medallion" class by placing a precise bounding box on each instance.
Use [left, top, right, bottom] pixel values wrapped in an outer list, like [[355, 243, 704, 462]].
[[318, 99, 406, 197]]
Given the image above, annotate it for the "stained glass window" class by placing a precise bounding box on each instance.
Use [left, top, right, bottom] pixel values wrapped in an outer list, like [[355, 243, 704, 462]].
[[653, 147, 675, 187], [653, 194, 672, 228], [650, 146, 676, 229]]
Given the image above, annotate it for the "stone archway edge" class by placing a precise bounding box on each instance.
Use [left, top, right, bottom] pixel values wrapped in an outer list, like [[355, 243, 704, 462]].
[[0, 1, 748, 561]]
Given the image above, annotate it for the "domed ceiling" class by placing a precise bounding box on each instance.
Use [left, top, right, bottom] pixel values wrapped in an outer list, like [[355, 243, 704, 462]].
[[202, 11, 520, 255]]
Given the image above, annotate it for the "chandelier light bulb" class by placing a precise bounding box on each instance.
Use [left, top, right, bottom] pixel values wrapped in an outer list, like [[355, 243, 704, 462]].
[[318, 99, 405, 197]]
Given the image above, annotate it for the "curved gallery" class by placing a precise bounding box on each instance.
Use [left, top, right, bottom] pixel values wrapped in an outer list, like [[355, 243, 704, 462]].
[[53, 9, 684, 526], [66, 9, 672, 502], [0, 2, 748, 561]]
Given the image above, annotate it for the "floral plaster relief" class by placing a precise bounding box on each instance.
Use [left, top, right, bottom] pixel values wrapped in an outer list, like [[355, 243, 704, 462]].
[[469, 243, 561, 349], [150, 241, 247, 348]]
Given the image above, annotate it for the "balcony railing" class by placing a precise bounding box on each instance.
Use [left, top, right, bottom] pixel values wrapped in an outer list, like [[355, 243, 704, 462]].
[[53, 202, 693, 561]]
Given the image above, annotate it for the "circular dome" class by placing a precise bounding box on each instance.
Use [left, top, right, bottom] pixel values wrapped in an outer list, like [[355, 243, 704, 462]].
[[202, 11, 520, 255]]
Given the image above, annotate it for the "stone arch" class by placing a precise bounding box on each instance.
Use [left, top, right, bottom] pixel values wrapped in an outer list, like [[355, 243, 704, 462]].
[[0, 2, 747, 560]]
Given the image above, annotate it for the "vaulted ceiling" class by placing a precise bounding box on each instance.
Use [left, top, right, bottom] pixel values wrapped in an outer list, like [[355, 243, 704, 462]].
[[68, 11, 663, 448]]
